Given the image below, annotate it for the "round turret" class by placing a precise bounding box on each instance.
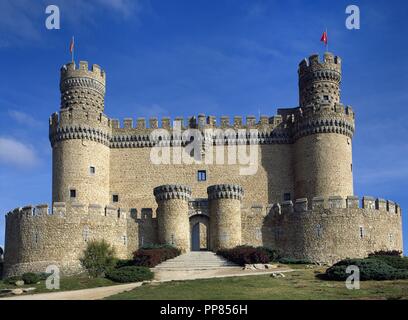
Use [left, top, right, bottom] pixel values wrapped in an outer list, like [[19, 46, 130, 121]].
[[298, 52, 341, 108], [208, 184, 243, 251], [60, 61, 106, 112], [154, 185, 192, 252]]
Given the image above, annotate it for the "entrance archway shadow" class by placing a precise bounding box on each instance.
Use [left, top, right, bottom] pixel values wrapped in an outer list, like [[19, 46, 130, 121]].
[[189, 215, 209, 251]]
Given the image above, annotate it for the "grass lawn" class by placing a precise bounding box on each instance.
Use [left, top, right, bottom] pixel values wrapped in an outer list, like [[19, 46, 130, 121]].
[[106, 267, 408, 300], [0, 275, 117, 295]]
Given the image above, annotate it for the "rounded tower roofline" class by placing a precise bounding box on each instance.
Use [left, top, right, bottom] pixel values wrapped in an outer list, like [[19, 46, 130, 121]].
[[298, 52, 342, 108], [60, 60, 106, 112]]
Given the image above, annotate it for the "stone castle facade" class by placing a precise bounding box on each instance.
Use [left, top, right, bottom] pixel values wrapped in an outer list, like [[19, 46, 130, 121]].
[[3, 52, 403, 277]]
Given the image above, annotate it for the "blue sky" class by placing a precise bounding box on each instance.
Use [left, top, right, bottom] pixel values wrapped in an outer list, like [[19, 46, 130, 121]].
[[0, 0, 407, 253]]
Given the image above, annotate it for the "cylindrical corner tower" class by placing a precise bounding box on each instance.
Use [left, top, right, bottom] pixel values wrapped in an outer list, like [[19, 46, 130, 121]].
[[154, 185, 192, 252], [49, 61, 111, 205], [294, 53, 355, 201], [208, 184, 243, 251]]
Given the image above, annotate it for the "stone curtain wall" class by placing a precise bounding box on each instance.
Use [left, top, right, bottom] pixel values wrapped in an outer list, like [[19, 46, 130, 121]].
[[3, 202, 155, 277], [240, 196, 403, 265]]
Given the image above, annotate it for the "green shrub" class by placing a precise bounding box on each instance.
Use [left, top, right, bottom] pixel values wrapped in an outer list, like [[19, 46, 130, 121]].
[[368, 255, 408, 270], [141, 244, 177, 250], [3, 276, 22, 285], [106, 266, 153, 283], [133, 245, 181, 267], [80, 240, 117, 277], [217, 246, 270, 266], [257, 247, 281, 261], [278, 258, 312, 264], [115, 259, 135, 269], [22, 272, 41, 284], [369, 250, 402, 257], [324, 258, 408, 281]]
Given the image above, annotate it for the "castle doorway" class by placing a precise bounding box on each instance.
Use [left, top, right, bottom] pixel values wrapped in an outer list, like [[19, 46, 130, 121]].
[[190, 216, 209, 251], [189, 199, 210, 251]]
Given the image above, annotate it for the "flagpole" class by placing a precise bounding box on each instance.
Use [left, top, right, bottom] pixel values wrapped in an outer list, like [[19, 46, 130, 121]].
[[326, 28, 328, 53]]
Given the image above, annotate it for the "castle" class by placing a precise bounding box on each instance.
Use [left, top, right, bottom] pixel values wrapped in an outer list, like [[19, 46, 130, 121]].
[[3, 52, 403, 277]]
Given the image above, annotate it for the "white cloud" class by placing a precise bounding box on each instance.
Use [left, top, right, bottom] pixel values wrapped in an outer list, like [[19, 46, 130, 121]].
[[0, 137, 39, 168], [0, 0, 146, 47], [8, 110, 42, 128]]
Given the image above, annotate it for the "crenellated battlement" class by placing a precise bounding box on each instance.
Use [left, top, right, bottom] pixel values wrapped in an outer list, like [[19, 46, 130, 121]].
[[60, 61, 106, 84], [6, 202, 130, 220], [110, 114, 286, 131], [257, 195, 402, 215], [298, 52, 342, 76]]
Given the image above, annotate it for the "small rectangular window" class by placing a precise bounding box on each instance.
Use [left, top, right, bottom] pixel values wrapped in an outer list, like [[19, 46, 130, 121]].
[[70, 189, 76, 198], [90, 166, 96, 175], [283, 193, 291, 201], [197, 170, 207, 181], [113, 194, 119, 203], [323, 95, 329, 100], [359, 226, 364, 239]]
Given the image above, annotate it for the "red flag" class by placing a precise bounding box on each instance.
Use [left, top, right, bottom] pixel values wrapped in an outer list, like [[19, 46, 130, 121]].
[[320, 31, 328, 45], [69, 36, 74, 54]]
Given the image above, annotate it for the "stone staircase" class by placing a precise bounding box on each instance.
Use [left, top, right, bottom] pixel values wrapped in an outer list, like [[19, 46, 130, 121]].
[[152, 251, 238, 271]]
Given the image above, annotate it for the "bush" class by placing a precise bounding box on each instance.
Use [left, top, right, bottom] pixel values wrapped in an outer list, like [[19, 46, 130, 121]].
[[106, 266, 153, 283], [324, 258, 408, 281], [369, 250, 403, 257], [133, 246, 181, 268], [257, 247, 281, 262], [217, 246, 270, 266], [80, 240, 117, 277], [115, 259, 135, 269], [367, 255, 408, 270], [3, 276, 22, 285], [22, 272, 41, 284], [278, 258, 312, 265]]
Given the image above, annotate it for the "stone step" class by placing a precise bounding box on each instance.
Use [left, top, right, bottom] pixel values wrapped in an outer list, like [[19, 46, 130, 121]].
[[152, 251, 238, 271]]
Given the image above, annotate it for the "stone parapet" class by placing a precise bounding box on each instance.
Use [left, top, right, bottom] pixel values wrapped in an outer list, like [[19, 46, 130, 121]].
[[207, 184, 244, 201], [153, 184, 192, 201]]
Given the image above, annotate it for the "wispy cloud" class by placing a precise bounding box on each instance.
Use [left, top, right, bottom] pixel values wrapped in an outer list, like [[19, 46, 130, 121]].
[[0, 137, 39, 168], [0, 0, 147, 47], [8, 110, 42, 128], [136, 104, 169, 118]]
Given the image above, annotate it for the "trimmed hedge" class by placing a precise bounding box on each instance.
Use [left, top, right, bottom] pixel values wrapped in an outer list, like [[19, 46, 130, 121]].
[[106, 266, 153, 283], [22, 272, 41, 284], [217, 246, 271, 266], [133, 245, 181, 268], [324, 257, 408, 281]]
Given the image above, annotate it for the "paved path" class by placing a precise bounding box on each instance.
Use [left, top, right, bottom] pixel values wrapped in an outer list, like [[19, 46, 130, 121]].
[[0, 282, 144, 300]]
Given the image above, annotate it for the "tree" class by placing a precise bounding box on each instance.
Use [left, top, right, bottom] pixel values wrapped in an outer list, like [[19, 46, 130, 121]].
[[80, 240, 116, 278]]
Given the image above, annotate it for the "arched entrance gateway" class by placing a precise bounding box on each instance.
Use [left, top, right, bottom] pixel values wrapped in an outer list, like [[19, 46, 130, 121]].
[[189, 199, 209, 251]]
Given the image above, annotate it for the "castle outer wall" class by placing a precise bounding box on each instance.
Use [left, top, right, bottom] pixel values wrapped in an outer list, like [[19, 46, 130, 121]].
[[3, 53, 403, 277]]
